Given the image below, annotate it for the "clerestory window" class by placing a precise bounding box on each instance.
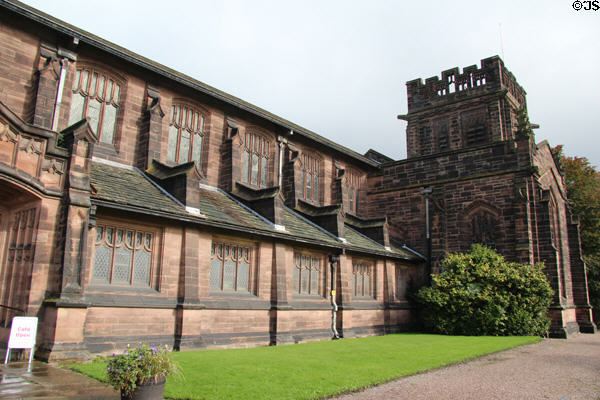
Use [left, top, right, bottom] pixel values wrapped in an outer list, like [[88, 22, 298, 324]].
[[68, 67, 121, 145], [167, 104, 206, 170], [241, 132, 270, 188], [345, 169, 361, 215], [301, 153, 320, 204]]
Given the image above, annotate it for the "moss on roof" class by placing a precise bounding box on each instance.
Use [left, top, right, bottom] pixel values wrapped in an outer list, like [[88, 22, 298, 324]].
[[90, 162, 419, 261]]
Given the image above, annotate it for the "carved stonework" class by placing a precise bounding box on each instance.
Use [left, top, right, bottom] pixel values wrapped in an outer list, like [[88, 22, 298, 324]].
[[0, 120, 17, 165], [19, 136, 43, 154], [16, 136, 44, 178], [40, 157, 66, 189]]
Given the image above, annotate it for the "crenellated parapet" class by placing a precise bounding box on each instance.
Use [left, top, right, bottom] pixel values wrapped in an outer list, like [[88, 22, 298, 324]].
[[406, 56, 526, 112]]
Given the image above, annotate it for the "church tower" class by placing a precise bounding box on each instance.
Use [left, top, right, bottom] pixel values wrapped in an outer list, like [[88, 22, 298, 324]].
[[369, 56, 596, 337], [401, 56, 527, 158]]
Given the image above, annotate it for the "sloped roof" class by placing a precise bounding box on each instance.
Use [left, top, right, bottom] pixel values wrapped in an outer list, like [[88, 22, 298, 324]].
[[1, 0, 378, 168], [90, 161, 189, 217], [343, 225, 416, 259], [89, 161, 419, 261]]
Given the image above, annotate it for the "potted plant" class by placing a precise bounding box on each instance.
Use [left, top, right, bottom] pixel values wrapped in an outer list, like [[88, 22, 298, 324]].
[[107, 343, 179, 400]]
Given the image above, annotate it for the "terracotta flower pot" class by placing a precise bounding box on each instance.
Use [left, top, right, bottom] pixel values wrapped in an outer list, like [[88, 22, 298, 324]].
[[121, 375, 166, 400]]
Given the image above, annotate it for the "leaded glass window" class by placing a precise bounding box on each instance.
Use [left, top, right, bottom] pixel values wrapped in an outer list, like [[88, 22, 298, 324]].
[[166, 104, 206, 170], [302, 154, 320, 205], [92, 224, 154, 287], [68, 67, 121, 144], [209, 241, 252, 293], [241, 132, 270, 188], [395, 266, 410, 300], [352, 261, 373, 298], [293, 253, 322, 296]]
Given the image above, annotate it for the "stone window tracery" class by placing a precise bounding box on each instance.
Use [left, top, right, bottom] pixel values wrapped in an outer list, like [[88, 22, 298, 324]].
[[395, 265, 411, 300], [241, 132, 270, 188], [68, 67, 121, 144], [293, 252, 322, 296], [166, 103, 206, 170], [352, 260, 373, 298], [210, 241, 253, 293], [92, 224, 155, 287], [301, 153, 320, 205]]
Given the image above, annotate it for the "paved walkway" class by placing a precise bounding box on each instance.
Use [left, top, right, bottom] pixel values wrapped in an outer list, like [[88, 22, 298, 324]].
[[336, 333, 600, 400], [0, 360, 118, 399], [0, 334, 598, 399]]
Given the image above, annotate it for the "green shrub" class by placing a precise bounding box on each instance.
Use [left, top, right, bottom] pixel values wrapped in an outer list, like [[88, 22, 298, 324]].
[[416, 244, 553, 336], [107, 343, 179, 397]]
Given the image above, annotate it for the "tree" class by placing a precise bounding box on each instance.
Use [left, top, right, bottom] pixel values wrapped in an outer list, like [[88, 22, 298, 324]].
[[416, 245, 553, 336], [553, 145, 600, 324]]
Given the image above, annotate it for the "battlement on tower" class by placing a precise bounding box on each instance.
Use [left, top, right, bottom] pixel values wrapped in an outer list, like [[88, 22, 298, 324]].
[[406, 56, 526, 112]]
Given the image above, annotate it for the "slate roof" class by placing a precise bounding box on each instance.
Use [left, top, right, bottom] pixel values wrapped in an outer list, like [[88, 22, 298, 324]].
[[343, 225, 416, 259], [90, 161, 420, 261], [90, 162, 189, 217], [282, 208, 340, 245]]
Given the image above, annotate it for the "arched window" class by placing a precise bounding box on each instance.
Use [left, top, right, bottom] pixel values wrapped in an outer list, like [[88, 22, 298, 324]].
[[68, 67, 121, 144], [470, 210, 497, 248], [301, 153, 320, 204], [345, 169, 361, 214], [549, 195, 567, 299], [167, 104, 206, 169], [241, 131, 270, 188]]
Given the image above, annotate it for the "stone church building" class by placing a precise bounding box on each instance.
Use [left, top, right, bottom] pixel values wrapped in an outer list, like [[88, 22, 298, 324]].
[[0, 1, 595, 360]]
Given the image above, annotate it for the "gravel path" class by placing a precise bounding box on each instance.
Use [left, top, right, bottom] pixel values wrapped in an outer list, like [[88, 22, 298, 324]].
[[335, 333, 600, 400]]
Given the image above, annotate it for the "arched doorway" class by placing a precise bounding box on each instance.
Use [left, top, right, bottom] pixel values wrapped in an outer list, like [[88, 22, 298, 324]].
[[0, 178, 41, 328]]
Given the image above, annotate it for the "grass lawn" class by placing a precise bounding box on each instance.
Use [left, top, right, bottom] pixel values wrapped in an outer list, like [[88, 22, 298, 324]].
[[70, 334, 539, 400]]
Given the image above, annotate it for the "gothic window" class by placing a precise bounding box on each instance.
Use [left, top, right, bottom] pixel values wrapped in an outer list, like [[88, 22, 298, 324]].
[[470, 211, 497, 248], [433, 119, 450, 152], [166, 104, 206, 169], [418, 126, 431, 154], [92, 224, 155, 287], [345, 169, 361, 215], [241, 132, 270, 188], [210, 241, 252, 293], [301, 153, 320, 204], [395, 265, 411, 300], [461, 108, 488, 147], [68, 67, 121, 144], [352, 260, 373, 298], [293, 253, 322, 296]]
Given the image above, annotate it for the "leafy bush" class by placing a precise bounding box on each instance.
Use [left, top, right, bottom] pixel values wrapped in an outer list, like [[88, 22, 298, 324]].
[[107, 343, 179, 397], [416, 244, 553, 336]]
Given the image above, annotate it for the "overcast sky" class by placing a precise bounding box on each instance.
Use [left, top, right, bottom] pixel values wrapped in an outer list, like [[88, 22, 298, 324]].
[[21, 0, 600, 167]]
